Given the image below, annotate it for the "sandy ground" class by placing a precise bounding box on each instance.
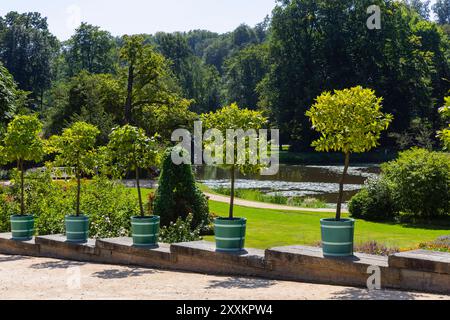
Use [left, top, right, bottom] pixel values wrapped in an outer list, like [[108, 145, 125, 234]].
[[0, 254, 447, 300]]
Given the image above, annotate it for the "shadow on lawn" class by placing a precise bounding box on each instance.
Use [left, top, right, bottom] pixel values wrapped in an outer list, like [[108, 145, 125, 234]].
[[206, 277, 276, 290], [331, 288, 430, 300], [92, 268, 159, 279]]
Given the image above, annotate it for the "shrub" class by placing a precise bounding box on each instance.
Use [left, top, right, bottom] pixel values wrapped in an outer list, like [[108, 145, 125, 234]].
[[354, 241, 400, 256], [349, 177, 398, 221], [159, 214, 202, 244], [153, 148, 210, 229], [0, 171, 139, 238], [419, 235, 450, 253], [382, 148, 450, 219]]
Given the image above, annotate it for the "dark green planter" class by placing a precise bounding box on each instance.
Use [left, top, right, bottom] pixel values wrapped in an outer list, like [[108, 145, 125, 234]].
[[320, 218, 355, 257], [131, 216, 160, 247], [214, 217, 247, 252], [10, 215, 34, 241], [65, 215, 89, 243]]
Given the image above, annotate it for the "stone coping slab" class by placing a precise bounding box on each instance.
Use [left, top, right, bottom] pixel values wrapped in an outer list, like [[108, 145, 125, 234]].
[[0, 233, 40, 256], [389, 250, 450, 275], [171, 241, 267, 270], [266, 245, 389, 268], [35, 234, 98, 258], [96, 237, 171, 261]]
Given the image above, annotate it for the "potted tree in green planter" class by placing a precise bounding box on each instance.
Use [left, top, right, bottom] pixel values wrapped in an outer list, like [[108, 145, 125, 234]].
[[48, 122, 100, 243], [201, 103, 268, 252], [0, 115, 45, 240], [306, 86, 393, 257], [107, 125, 159, 247]]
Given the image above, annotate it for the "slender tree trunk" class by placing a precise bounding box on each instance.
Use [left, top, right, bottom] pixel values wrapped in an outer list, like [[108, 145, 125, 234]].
[[76, 174, 81, 217], [136, 167, 144, 217], [229, 165, 236, 220], [336, 153, 350, 221], [124, 64, 134, 124], [20, 159, 24, 216]]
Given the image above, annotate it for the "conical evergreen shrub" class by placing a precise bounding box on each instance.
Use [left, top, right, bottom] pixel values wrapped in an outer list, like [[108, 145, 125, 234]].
[[153, 148, 210, 228]]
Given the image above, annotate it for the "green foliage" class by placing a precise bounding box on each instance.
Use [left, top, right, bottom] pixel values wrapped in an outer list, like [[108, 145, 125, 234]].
[[381, 148, 450, 218], [438, 96, 450, 150], [106, 125, 159, 217], [0, 12, 59, 102], [306, 87, 393, 154], [106, 125, 158, 176], [159, 213, 202, 244], [63, 23, 118, 77], [0, 172, 139, 238], [153, 148, 210, 228], [47, 121, 100, 176], [0, 114, 45, 164], [349, 177, 398, 221], [433, 0, 450, 24], [0, 62, 19, 126]]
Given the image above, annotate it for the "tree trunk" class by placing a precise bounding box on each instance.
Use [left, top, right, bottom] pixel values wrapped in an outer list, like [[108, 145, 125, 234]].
[[124, 64, 134, 124], [76, 174, 81, 217], [20, 159, 24, 216], [336, 153, 350, 221], [229, 165, 236, 220], [136, 167, 145, 217]]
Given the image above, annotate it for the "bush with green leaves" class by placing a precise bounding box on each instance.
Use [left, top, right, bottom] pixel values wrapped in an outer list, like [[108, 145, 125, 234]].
[[159, 214, 202, 244], [0, 171, 140, 238], [349, 177, 398, 221], [153, 148, 210, 228], [381, 148, 450, 219]]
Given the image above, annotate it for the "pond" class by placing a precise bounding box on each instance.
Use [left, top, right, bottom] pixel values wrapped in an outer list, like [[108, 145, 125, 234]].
[[195, 164, 380, 204]]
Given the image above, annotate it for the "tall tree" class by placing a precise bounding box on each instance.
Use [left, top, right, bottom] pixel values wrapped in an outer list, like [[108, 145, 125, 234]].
[[405, 0, 431, 19], [0, 12, 59, 106], [63, 23, 117, 77], [223, 44, 268, 108], [433, 0, 450, 24]]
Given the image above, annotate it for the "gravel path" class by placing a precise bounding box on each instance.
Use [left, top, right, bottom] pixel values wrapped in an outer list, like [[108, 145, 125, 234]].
[[204, 193, 347, 213], [0, 254, 447, 300]]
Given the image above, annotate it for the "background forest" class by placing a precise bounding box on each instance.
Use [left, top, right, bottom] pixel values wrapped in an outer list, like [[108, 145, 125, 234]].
[[1, 0, 450, 152]]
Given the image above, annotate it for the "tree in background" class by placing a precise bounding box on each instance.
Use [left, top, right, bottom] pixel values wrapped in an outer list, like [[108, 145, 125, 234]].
[[47, 122, 100, 217], [63, 23, 118, 77], [0, 63, 25, 129], [260, 0, 450, 151], [223, 44, 268, 108], [306, 87, 393, 220], [438, 96, 450, 149], [153, 148, 210, 228], [0, 115, 45, 215], [433, 0, 450, 24], [0, 12, 59, 107], [405, 0, 431, 19]]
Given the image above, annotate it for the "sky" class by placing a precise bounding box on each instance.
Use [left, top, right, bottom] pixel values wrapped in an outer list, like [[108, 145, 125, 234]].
[[0, 0, 278, 40]]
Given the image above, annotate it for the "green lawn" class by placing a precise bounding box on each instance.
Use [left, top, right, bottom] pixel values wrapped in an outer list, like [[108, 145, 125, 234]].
[[136, 188, 449, 250]]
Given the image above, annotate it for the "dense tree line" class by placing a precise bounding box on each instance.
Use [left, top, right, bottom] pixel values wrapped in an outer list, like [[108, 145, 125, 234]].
[[0, 0, 449, 152]]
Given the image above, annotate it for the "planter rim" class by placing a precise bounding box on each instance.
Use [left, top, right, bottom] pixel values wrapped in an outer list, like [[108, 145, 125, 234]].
[[11, 214, 34, 218], [320, 218, 355, 224], [214, 217, 247, 222], [131, 215, 160, 220], [65, 215, 88, 219]]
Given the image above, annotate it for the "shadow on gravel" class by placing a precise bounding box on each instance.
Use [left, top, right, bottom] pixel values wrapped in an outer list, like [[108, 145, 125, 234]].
[[206, 277, 276, 290], [0, 255, 31, 263], [92, 268, 159, 279], [331, 288, 423, 300], [30, 260, 86, 269]]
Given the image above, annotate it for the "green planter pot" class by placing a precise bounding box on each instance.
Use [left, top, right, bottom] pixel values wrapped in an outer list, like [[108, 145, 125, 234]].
[[10, 215, 34, 241], [65, 215, 89, 243], [131, 216, 160, 247], [214, 217, 247, 252], [320, 218, 355, 257]]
